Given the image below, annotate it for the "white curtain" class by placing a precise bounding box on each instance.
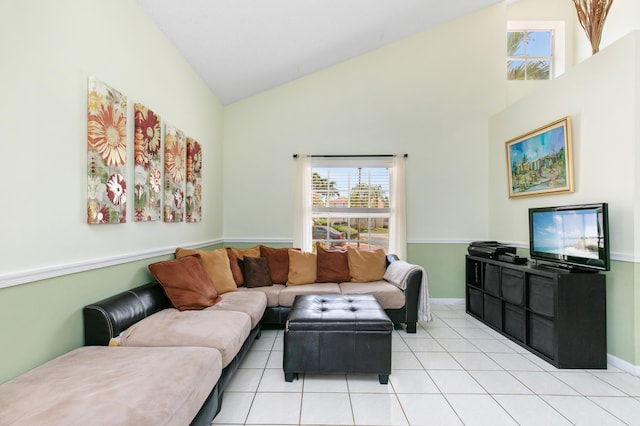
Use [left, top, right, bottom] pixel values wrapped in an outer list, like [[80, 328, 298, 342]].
[[388, 155, 407, 259], [293, 155, 312, 250]]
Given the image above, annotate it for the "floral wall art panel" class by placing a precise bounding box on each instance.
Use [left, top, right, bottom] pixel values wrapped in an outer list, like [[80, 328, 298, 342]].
[[133, 103, 162, 222], [87, 77, 127, 224], [186, 137, 202, 222], [164, 125, 186, 222]]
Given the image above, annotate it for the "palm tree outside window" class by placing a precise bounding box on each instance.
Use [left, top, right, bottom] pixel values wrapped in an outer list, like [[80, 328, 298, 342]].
[[507, 30, 553, 80]]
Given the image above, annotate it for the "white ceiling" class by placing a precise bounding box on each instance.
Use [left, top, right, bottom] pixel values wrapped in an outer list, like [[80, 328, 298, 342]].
[[137, 0, 503, 105]]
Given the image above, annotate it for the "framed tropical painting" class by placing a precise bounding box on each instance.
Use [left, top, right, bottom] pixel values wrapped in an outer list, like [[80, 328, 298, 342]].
[[505, 117, 574, 198]]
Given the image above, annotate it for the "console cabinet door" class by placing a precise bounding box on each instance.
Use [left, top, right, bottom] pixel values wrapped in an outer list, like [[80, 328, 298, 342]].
[[483, 294, 502, 330], [527, 313, 555, 358], [503, 303, 524, 342], [528, 275, 555, 317], [501, 268, 524, 305], [484, 264, 500, 297]]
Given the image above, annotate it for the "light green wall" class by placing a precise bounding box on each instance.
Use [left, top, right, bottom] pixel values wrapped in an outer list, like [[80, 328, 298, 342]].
[[489, 33, 638, 253], [0, 0, 224, 279], [603, 261, 638, 366], [506, 0, 577, 104], [0, 256, 163, 384], [3, 0, 640, 384], [575, 0, 640, 61], [223, 3, 507, 242], [408, 243, 468, 299], [0, 0, 224, 383], [488, 32, 640, 367]]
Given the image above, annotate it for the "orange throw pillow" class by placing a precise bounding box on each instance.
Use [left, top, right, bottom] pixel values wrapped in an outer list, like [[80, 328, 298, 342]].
[[347, 247, 387, 282], [230, 245, 261, 260], [175, 248, 237, 294], [287, 249, 317, 285]]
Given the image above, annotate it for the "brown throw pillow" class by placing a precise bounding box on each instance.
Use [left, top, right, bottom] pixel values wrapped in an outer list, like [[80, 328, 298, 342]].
[[315, 243, 351, 283], [148, 256, 220, 311], [347, 247, 387, 282], [260, 246, 290, 285], [225, 248, 244, 286], [175, 247, 237, 294], [287, 249, 317, 286], [242, 256, 272, 288]]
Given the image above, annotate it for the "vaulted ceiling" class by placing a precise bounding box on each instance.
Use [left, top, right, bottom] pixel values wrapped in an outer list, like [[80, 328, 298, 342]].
[[138, 0, 503, 105]]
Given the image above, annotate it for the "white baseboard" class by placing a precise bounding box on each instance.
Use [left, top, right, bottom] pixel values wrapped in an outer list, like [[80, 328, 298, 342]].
[[431, 298, 465, 305], [607, 353, 640, 377]]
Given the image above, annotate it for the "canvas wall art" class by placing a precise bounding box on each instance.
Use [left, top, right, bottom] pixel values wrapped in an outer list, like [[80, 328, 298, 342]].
[[186, 137, 203, 222], [87, 77, 127, 224], [506, 117, 574, 198], [133, 103, 162, 222], [164, 125, 186, 222]]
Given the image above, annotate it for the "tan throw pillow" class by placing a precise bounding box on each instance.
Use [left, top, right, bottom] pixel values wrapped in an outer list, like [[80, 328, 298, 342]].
[[230, 245, 261, 260], [148, 256, 220, 310], [260, 246, 290, 285], [315, 243, 351, 283], [175, 248, 237, 294], [287, 249, 317, 286], [347, 247, 387, 282]]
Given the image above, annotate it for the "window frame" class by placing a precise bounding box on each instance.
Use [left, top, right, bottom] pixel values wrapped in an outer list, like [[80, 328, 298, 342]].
[[507, 21, 565, 80], [309, 157, 393, 252]]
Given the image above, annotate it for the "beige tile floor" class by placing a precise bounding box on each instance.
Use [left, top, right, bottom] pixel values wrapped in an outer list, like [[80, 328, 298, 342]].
[[212, 303, 640, 425]]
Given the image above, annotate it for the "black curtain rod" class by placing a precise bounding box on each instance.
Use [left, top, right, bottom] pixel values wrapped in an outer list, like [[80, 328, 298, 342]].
[[293, 154, 407, 159]]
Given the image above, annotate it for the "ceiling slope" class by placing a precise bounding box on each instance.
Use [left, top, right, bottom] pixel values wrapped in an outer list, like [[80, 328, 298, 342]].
[[138, 0, 502, 104]]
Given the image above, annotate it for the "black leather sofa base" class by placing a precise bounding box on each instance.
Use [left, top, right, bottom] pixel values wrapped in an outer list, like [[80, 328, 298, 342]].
[[261, 254, 422, 334], [283, 294, 393, 384]]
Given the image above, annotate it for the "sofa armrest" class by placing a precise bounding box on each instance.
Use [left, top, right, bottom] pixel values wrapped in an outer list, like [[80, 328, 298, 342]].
[[83, 282, 172, 346], [386, 254, 422, 333], [402, 268, 422, 326], [385, 253, 400, 267]]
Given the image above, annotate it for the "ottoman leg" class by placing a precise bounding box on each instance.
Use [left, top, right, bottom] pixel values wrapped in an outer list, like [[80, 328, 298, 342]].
[[284, 372, 296, 382], [406, 322, 417, 333], [378, 374, 389, 385]]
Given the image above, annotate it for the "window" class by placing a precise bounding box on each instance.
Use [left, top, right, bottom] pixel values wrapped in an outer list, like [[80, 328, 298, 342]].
[[507, 30, 552, 80], [294, 155, 406, 256], [507, 21, 565, 81], [312, 163, 390, 251]]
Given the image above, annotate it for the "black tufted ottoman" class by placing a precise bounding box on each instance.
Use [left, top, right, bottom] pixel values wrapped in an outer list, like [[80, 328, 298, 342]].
[[283, 294, 393, 384]]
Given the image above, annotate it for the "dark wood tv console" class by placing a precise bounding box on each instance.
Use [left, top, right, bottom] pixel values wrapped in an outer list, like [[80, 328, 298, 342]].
[[465, 255, 607, 369]]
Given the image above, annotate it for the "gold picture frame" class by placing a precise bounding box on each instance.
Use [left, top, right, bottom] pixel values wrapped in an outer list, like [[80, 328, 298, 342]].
[[506, 117, 574, 198]]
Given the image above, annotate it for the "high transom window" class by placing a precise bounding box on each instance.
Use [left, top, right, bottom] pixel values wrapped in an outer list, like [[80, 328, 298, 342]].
[[507, 30, 552, 80], [507, 21, 565, 81]]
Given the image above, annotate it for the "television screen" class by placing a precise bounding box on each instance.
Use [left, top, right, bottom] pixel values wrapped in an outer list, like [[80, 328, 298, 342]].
[[529, 203, 609, 271]]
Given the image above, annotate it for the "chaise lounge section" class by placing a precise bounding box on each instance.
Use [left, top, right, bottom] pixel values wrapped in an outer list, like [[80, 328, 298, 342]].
[[0, 345, 223, 426]]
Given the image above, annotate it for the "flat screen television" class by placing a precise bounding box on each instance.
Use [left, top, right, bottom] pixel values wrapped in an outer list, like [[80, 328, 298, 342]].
[[529, 203, 610, 272]]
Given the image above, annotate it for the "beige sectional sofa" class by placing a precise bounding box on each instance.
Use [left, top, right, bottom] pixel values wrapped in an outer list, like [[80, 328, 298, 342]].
[[0, 245, 426, 425], [227, 245, 427, 332]]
